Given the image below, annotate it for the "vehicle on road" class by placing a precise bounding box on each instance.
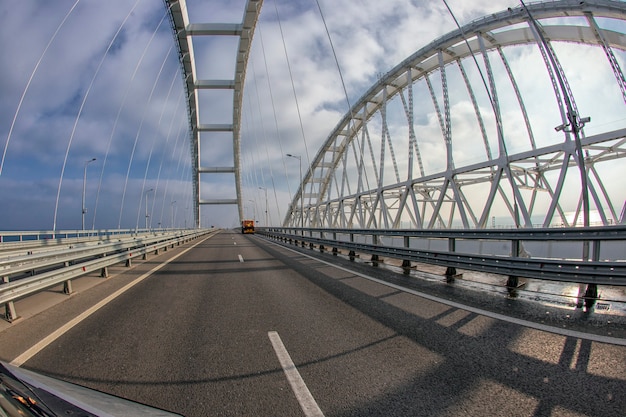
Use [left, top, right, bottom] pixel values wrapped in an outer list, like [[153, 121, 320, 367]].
[[241, 219, 255, 234]]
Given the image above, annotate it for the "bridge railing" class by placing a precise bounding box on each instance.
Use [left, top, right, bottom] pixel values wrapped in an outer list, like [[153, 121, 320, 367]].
[[259, 226, 626, 288], [0, 229, 215, 322], [0, 229, 186, 258], [0, 228, 182, 248]]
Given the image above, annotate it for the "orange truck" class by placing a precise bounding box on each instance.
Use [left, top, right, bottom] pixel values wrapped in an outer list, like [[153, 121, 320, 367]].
[[241, 219, 255, 234]]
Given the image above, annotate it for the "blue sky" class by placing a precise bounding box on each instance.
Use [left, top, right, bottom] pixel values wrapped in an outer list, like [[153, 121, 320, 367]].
[[1, 0, 623, 230]]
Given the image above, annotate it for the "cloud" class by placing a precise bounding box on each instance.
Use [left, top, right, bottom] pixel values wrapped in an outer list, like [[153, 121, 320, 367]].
[[0, 1, 193, 230], [1, 0, 624, 230]]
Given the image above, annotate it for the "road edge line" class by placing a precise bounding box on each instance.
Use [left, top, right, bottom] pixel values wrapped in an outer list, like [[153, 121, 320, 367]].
[[10, 234, 215, 367], [264, 238, 626, 347]]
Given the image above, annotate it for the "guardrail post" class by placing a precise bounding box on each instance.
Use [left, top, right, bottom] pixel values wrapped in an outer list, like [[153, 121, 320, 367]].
[[62, 261, 73, 294], [348, 233, 356, 261], [320, 231, 325, 252], [582, 240, 601, 310], [583, 283, 598, 311], [4, 301, 17, 322], [3, 276, 18, 322], [371, 235, 380, 266], [98, 253, 109, 278], [126, 250, 133, 267], [332, 232, 338, 255], [444, 238, 457, 282], [402, 235, 412, 274], [506, 239, 521, 291], [63, 279, 73, 294], [143, 244, 148, 260]]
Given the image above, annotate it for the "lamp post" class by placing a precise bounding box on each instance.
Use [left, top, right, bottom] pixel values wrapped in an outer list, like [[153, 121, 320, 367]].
[[171, 200, 176, 229], [259, 186, 268, 226], [82, 158, 96, 231], [248, 199, 256, 223], [145, 188, 154, 230], [286, 154, 303, 227]]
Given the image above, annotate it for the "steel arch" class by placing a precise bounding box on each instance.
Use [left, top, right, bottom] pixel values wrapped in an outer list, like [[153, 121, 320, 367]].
[[165, 0, 263, 228], [284, 0, 626, 230]]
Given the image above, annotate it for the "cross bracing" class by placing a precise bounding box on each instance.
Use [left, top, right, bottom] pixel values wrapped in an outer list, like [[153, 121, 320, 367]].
[[165, 0, 263, 228], [284, 0, 626, 230]]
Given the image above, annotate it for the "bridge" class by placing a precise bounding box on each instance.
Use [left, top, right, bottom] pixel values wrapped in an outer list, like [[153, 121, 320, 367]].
[[0, 1, 625, 416]]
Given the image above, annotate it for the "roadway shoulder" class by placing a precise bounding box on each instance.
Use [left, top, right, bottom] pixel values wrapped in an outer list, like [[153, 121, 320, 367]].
[[0, 233, 215, 363]]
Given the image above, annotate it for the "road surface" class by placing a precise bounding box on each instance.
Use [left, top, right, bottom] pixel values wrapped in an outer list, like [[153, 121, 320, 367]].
[[0, 230, 624, 416]]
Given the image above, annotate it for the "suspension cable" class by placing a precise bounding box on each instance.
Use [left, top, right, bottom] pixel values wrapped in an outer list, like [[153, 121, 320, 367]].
[[1, 0, 81, 177], [272, 0, 311, 168], [56, 1, 151, 231], [117, 11, 170, 228], [256, 25, 284, 223], [134, 44, 176, 230], [159, 120, 187, 227]]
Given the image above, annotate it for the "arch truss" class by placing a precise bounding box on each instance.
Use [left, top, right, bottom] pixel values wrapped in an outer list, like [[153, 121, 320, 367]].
[[166, 0, 263, 228], [285, 0, 626, 229]]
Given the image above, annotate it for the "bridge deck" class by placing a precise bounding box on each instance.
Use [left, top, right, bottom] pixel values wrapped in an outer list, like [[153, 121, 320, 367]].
[[0, 230, 624, 416]]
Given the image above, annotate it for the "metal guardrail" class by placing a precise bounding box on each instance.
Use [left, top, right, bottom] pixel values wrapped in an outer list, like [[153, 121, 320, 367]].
[[260, 226, 626, 287], [0, 228, 140, 242], [0, 228, 180, 253], [1, 229, 215, 322], [0, 232, 192, 275]]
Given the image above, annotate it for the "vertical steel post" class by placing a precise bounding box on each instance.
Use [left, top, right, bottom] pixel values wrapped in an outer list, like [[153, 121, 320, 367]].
[[402, 235, 412, 274], [445, 237, 457, 282]]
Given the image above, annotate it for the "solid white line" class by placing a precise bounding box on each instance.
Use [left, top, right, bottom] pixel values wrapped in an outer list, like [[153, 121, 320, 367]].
[[265, 239, 626, 347], [238, 254, 244, 263], [10, 235, 215, 367], [268, 331, 324, 417]]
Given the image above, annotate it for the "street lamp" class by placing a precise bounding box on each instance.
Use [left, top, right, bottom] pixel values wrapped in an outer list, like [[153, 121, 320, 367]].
[[248, 199, 256, 223], [145, 188, 154, 230], [286, 154, 303, 227], [259, 186, 268, 226], [171, 201, 177, 229], [82, 158, 96, 230]]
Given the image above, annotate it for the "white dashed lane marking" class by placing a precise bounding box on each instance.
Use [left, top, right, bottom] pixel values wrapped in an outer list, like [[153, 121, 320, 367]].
[[268, 331, 325, 417]]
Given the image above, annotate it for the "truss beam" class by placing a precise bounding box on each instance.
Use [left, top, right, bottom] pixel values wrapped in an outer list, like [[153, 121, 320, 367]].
[[166, 0, 263, 227], [285, 0, 626, 230]]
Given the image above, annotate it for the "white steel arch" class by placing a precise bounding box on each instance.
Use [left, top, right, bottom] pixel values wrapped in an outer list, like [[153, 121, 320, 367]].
[[284, 0, 626, 230], [165, 0, 263, 228]]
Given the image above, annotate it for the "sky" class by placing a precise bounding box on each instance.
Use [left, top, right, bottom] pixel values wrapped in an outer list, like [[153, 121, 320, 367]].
[[0, 0, 625, 231]]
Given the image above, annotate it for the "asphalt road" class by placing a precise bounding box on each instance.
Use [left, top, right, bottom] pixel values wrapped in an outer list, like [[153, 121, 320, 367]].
[[1, 230, 625, 416]]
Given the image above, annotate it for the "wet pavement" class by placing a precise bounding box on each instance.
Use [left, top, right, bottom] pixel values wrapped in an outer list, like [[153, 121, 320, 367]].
[[288, 244, 626, 341]]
